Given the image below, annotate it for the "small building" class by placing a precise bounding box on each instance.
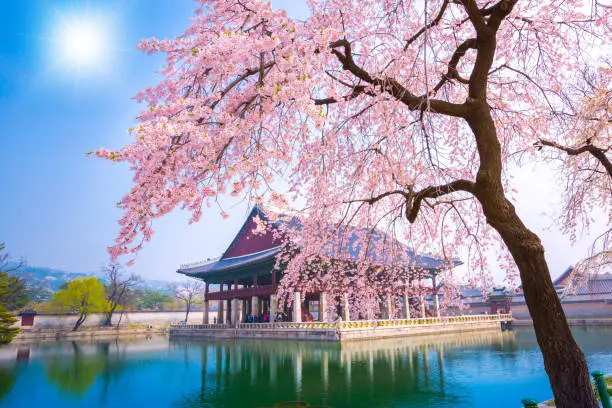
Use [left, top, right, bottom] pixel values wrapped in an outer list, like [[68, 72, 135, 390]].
[[19, 309, 37, 327], [178, 206, 462, 324]]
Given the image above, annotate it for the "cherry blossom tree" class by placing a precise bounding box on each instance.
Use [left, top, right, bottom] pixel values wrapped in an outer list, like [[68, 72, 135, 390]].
[[96, 1, 611, 406]]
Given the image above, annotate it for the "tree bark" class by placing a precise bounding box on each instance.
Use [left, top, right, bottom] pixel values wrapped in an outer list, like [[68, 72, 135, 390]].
[[104, 304, 118, 326], [184, 303, 191, 323], [466, 103, 598, 408], [73, 313, 87, 331]]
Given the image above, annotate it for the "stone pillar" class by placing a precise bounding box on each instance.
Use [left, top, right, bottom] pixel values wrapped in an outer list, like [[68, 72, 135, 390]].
[[381, 296, 389, 319], [203, 300, 210, 324], [432, 275, 440, 317], [218, 300, 225, 324], [269, 294, 276, 322], [420, 296, 426, 319], [433, 293, 440, 317], [232, 298, 239, 325], [251, 296, 259, 318], [385, 295, 393, 319], [203, 282, 210, 324], [402, 293, 411, 319], [293, 292, 302, 322], [319, 292, 328, 322], [342, 293, 350, 321]]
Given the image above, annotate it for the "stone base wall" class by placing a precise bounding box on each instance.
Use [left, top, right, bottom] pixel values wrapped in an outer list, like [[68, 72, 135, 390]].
[[337, 320, 501, 341], [16, 325, 168, 341], [170, 319, 504, 342]]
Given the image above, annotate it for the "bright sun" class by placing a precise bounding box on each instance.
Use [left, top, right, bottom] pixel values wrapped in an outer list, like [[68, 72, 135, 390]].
[[55, 18, 109, 70]]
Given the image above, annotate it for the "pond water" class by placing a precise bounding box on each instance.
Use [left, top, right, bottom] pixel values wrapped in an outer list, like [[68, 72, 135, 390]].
[[0, 327, 611, 408]]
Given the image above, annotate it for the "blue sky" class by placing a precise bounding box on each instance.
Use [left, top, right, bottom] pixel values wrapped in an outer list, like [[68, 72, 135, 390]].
[[0, 0, 602, 282], [0, 0, 310, 281]]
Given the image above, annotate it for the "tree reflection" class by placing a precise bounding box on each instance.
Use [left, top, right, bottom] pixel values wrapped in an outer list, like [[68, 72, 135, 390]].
[[174, 330, 516, 408], [45, 341, 126, 398], [0, 365, 17, 401]]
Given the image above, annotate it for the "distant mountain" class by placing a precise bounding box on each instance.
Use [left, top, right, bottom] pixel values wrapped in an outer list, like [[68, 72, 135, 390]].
[[4, 262, 177, 295]]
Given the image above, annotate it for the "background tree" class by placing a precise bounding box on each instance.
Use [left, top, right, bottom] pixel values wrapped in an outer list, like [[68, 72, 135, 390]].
[[0, 243, 20, 344], [0, 277, 19, 345], [172, 280, 203, 322], [52, 277, 106, 331], [0, 273, 30, 311], [133, 288, 173, 311], [102, 263, 140, 326], [96, 1, 612, 406]]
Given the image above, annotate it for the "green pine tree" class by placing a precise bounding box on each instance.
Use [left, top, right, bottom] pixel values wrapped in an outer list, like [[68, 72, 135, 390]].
[[0, 243, 19, 344], [0, 278, 19, 345]]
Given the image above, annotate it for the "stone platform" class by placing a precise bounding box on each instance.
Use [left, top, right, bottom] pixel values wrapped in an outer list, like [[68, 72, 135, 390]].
[[169, 314, 512, 342]]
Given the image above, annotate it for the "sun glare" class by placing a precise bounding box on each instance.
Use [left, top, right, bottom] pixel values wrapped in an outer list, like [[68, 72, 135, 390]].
[[54, 16, 110, 72]]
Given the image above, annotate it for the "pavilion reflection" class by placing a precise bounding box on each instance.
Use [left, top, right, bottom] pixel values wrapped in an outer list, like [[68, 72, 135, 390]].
[[178, 329, 517, 408]]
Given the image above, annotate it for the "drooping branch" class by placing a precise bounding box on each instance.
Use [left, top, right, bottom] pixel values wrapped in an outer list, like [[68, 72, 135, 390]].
[[537, 139, 612, 178]]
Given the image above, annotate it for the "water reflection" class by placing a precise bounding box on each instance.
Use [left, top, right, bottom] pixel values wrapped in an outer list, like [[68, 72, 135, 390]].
[[175, 329, 515, 408], [0, 328, 609, 408], [0, 365, 17, 401]]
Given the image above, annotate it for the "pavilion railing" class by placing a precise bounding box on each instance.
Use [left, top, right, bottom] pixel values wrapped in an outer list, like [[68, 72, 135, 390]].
[[236, 313, 512, 330], [169, 323, 231, 329]]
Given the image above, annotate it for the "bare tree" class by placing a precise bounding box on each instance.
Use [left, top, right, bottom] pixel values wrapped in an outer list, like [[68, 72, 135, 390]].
[[173, 280, 203, 323], [102, 263, 140, 326]]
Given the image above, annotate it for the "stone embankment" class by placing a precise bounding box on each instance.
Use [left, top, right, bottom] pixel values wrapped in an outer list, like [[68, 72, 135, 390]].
[[169, 314, 512, 342]]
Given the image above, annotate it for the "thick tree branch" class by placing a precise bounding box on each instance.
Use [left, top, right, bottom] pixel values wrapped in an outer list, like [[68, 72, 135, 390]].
[[406, 179, 475, 222], [460, 0, 517, 100], [538, 139, 612, 178], [432, 38, 476, 94], [329, 39, 468, 117], [460, 0, 488, 33]]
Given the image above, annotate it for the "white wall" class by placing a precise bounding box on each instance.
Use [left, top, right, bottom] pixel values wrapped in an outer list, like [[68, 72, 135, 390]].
[[26, 310, 219, 329]]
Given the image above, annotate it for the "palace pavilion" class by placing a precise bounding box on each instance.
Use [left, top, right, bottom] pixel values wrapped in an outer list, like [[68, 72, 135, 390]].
[[177, 206, 461, 324]]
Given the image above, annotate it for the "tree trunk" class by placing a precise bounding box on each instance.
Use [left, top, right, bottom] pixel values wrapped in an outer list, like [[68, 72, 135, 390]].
[[184, 303, 190, 323], [467, 104, 598, 408], [73, 313, 87, 331], [104, 304, 118, 326]]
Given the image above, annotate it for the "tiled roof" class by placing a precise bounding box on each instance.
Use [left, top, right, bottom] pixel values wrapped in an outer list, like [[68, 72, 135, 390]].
[[574, 274, 612, 295], [178, 206, 462, 277], [178, 246, 280, 276]]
